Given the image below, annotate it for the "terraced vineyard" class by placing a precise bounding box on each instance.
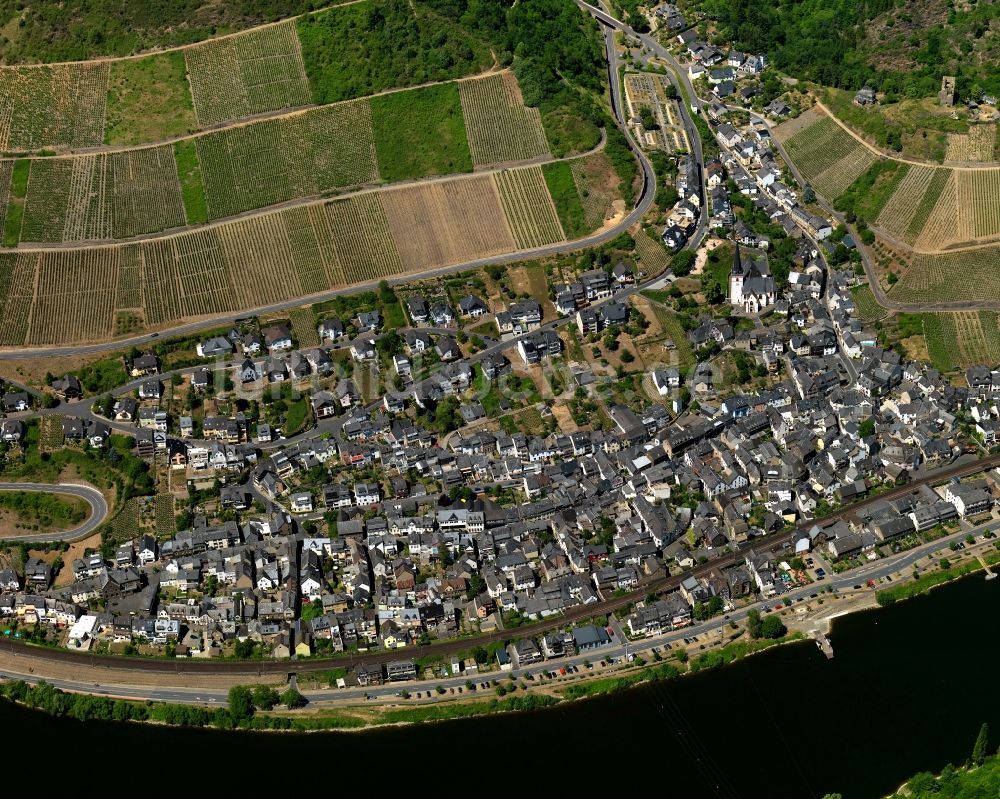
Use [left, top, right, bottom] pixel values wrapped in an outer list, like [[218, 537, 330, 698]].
[[459, 72, 550, 166], [31, 249, 118, 345], [0, 253, 39, 346], [778, 112, 875, 200], [944, 125, 996, 163], [850, 284, 887, 322], [959, 170, 1000, 240], [383, 176, 517, 271], [811, 143, 877, 200], [494, 166, 565, 249], [196, 98, 379, 219], [0, 63, 109, 151], [876, 165, 939, 244], [20, 146, 185, 243], [889, 246, 1000, 304], [915, 173, 959, 250], [633, 227, 672, 274], [325, 192, 402, 285], [570, 152, 621, 230], [185, 20, 312, 127]]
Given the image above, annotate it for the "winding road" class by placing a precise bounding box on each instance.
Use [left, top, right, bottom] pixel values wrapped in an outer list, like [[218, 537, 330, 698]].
[[0, 483, 108, 543]]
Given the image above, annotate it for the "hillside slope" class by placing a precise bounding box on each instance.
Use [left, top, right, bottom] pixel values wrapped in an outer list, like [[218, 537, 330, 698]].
[[690, 0, 1000, 100]]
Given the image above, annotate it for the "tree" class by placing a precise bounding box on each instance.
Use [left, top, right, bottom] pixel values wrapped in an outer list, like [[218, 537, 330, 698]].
[[251, 685, 280, 710], [280, 687, 307, 708], [228, 685, 254, 720], [746, 609, 763, 638], [760, 615, 787, 639], [972, 722, 990, 766]]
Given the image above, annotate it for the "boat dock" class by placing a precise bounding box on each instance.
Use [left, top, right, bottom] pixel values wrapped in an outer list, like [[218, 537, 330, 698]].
[[979, 555, 996, 581], [813, 632, 834, 659]]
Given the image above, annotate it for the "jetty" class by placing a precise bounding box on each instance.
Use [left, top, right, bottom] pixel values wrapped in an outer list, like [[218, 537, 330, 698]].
[[813, 632, 834, 659], [979, 555, 997, 581]]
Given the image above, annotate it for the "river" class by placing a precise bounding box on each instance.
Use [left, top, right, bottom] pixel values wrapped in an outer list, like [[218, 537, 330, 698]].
[[5, 574, 997, 796]]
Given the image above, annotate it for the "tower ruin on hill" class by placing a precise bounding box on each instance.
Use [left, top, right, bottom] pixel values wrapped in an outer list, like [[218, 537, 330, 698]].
[[939, 76, 956, 107]]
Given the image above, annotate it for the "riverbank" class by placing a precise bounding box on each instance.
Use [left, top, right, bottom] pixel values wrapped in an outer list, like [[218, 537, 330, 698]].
[[1, 534, 997, 733]]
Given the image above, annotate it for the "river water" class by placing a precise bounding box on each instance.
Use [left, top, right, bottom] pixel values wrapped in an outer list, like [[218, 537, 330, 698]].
[[5, 574, 997, 796]]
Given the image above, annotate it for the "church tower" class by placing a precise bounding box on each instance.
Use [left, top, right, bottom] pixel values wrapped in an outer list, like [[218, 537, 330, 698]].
[[730, 244, 746, 305]]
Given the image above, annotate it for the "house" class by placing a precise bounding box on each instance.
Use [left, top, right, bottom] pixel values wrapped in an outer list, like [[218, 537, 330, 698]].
[[130, 354, 159, 377], [436, 336, 460, 361], [2, 391, 30, 412], [572, 624, 611, 651], [238, 359, 260, 384], [354, 482, 380, 506], [138, 379, 161, 400], [406, 296, 429, 324], [191, 368, 211, 392], [517, 331, 562, 364], [52, 375, 82, 400], [459, 295, 488, 317], [311, 391, 339, 419], [242, 333, 264, 354], [197, 336, 234, 358], [350, 338, 377, 362], [854, 87, 876, 106], [290, 492, 314, 513], [430, 301, 454, 326], [652, 368, 681, 396], [318, 318, 345, 342], [262, 325, 293, 352], [0, 420, 25, 443], [357, 310, 381, 332]]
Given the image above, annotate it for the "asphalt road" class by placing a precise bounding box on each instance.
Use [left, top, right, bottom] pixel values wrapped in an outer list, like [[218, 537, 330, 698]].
[[0, 482, 108, 543]]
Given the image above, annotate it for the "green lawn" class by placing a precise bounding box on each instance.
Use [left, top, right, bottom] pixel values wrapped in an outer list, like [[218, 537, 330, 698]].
[[297, 0, 491, 105], [105, 51, 197, 146], [371, 83, 473, 181], [283, 399, 311, 436], [3, 160, 30, 247], [542, 161, 587, 238], [173, 140, 208, 225]]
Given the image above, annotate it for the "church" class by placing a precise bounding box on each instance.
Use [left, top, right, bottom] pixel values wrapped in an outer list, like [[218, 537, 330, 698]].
[[729, 244, 776, 314]]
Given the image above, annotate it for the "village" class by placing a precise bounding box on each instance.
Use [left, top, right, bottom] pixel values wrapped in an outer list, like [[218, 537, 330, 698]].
[[0, 0, 999, 694]]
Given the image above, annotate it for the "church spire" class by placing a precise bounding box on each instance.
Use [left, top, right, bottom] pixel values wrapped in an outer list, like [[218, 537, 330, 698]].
[[733, 243, 743, 275]]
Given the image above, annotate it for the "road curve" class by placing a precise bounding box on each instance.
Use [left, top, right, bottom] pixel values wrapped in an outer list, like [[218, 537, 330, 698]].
[[0, 482, 109, 543]]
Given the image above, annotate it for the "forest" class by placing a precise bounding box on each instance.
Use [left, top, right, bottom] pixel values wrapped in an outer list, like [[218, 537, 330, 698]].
[[692, 0, 1000, 100]]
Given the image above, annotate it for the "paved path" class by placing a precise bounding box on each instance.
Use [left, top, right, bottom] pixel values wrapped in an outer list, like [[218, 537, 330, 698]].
[[0, 482, 108, 543]]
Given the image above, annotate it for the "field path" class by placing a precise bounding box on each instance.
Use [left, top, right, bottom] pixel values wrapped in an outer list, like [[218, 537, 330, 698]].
[[815, 100, 1000, 171], [8, 134, 607, 253]]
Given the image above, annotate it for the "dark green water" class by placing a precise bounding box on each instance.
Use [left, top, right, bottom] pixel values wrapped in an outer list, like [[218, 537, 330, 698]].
[[5, 575, 998, 796]]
